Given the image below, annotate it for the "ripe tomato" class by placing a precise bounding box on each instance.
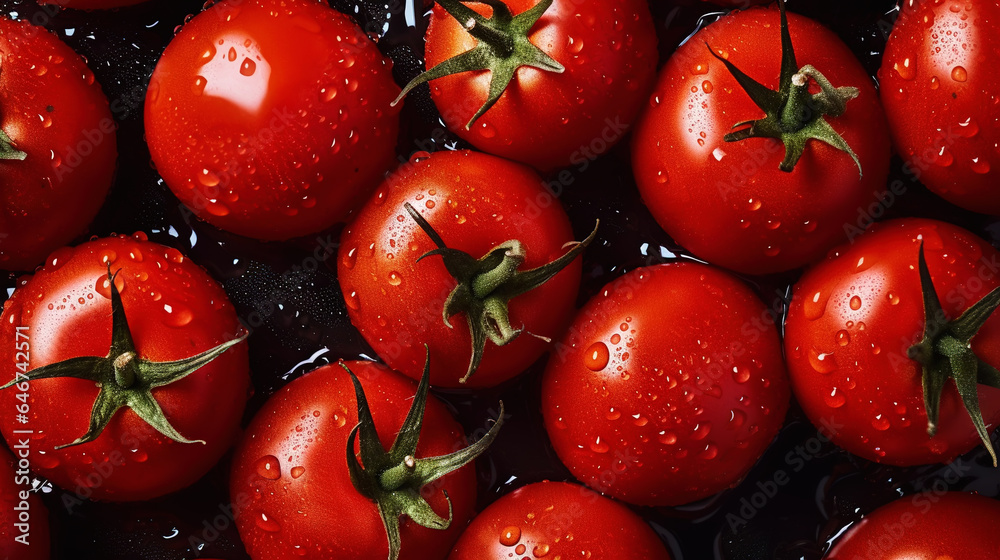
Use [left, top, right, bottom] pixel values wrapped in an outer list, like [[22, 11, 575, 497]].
[[784, 219, 1000, 466], [448, 481, 671, 560], [825, 492, 1000, 559], [338, 150, 589, 388], [0, 17, 117, 272], [144, 0, 401, 240], [231, 360, 488, 560], [402, 0, 657, 171], [541, 263, 790, 506], [0, 446, 49, 560], [0, 234, 250, 501], [38, 0, 150, 8], [879, 0, 1000, 214], [632, 4, 890, 274]]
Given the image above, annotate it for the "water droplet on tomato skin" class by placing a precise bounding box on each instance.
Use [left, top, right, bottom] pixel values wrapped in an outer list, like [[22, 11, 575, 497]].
[[499, 526, 521, 547], [951, 65, 968, 82], [584, 342, 610, 371], [849, 296, 863, 310], [256, 455, 281, 480], [344, 290, 360, 311], [871, 414, 891, 431], [589, 437, 610, 453], [533, 543, 551, 557], [255, 512, 281, 533], [824, 387, 846, 409], [803, 290, 830, 320], [290, 466, 306, 479], [836, 330, 851, 346], [808, 348, 838, 374], [162, 302, 194, 328]]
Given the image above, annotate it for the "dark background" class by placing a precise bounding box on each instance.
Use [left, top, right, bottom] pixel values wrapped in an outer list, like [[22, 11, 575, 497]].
[[2, 0, 1000, 558]]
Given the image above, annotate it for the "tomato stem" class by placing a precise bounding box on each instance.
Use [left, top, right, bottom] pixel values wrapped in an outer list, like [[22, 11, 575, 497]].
[[0, 128, 26, 161], [391, 0, 565, 129], [909, 242, 1000, 467], [342, 351, 504, 560], [706, 0, 862, 176], [404, 202, 598, 384]]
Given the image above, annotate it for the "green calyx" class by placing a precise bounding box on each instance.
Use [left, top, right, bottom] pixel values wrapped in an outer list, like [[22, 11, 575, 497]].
[[707, 0, 861, 176], [392, 0, 565, 129], [908, 242, 1000, 466], [1, 267, 247, 449], [342, 352, 504, 560], [404, 202, 598, 384]]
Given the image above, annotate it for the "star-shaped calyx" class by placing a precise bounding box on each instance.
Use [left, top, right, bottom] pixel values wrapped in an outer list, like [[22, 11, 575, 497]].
[[707, 0, 862, 175], [907, 243, 1000, 466], [343, 351, 504, 560], [1, 267, 247, 449], [392, 0, 565, 128], [405, 202, 598, 384]]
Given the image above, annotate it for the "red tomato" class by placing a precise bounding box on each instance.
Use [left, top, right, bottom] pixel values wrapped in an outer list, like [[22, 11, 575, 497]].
[[338, 150, 586, 388], [632, 4, 890, 274], [879, 0, 1000, 214], [0, 234, 249, 501], [231, 361, 478, 560], [0, 17, 117, 272], [0, 446, 49, 560], [144, 0, 401, 240], [784, 219, 1000, 466], [541, 263, 790, 506], [448, 481, 671, 560], [38, 0, 149, 8], [825, 492, 1000, 559], [415, 0, 657, 171]]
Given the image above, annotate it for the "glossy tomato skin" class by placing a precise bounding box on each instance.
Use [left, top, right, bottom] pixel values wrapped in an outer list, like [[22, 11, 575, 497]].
[[0, 446, 49, 560], [0, 17, 117, 272], [145, 0, 400, 240], [632, 6, 890, 275], [231, 361, 476, 560], [425, 0, 658, 171], [785, 219, 1000, 466], [541, 263, 789, 506], [0, 234, 250, 501], [338, 150, 582, 388], [879, 0, 1000, 214], [448, 481, 671, 560], [38, 0, 149, 8], [825, 492, 1000, 559]]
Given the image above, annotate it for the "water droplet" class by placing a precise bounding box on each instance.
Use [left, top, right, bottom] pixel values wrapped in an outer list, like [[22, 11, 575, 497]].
[[871, 415, 890, 431], [748, 198, 762, 211], [971, 157, 991, 174], [691, 422, 711, 441], [951, 65, 968, 82], [227, 47, 237, 62], [533, 544, 551, 557], [894, 57, 917, 80], [192, 75, 207, 96], [162, 302, 194, 328], [605, 408, 621, 421], [198, 169, 220, 187], [933, 146, 954, 167], [730, 409, 747, 428], [702, 80, 713, 93], [699, 444, 719, 460], [241, 58, 257, 77], [255, 512, 281, 533], [341, 248, 357, 270], [825, 387, 846, 408], [568, 36, 584, 53], [387, 272, 402, 286], [256, 456, 281, 480], [589, 436, 609, 453], [477, 122, 496, 138], [733, 367, 750, 383], [584, 342, 610, 371], [499, 526, 521, 547], [290, 466, 305, 479], [836, 330, 851, 346], [659, 431, 677, 445], [655, 170, 669, 184], [850, 296, 862, 310], [344, 290, 360, 311], [808, 348, 837, 374]]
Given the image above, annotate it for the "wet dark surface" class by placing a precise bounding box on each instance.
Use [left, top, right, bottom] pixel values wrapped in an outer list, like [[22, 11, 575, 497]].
[[1, 0, 999, 559]]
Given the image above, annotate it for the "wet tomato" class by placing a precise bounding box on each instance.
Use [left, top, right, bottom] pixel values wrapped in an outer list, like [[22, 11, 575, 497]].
[[0, 16, 117, 271], [448, 481, 671, 560], [338, 150, 589, 388], [825, 492, 1000, 559], [632, 4, 890, 274], [403, 0, 657, 171], [145, 0, 401, 240], [231, 360, 483, 560], [542, 262, 790, 506], [879, 0, 1000, 214], [0, 234, 249, 501], [785, 219, 1000, 466]]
